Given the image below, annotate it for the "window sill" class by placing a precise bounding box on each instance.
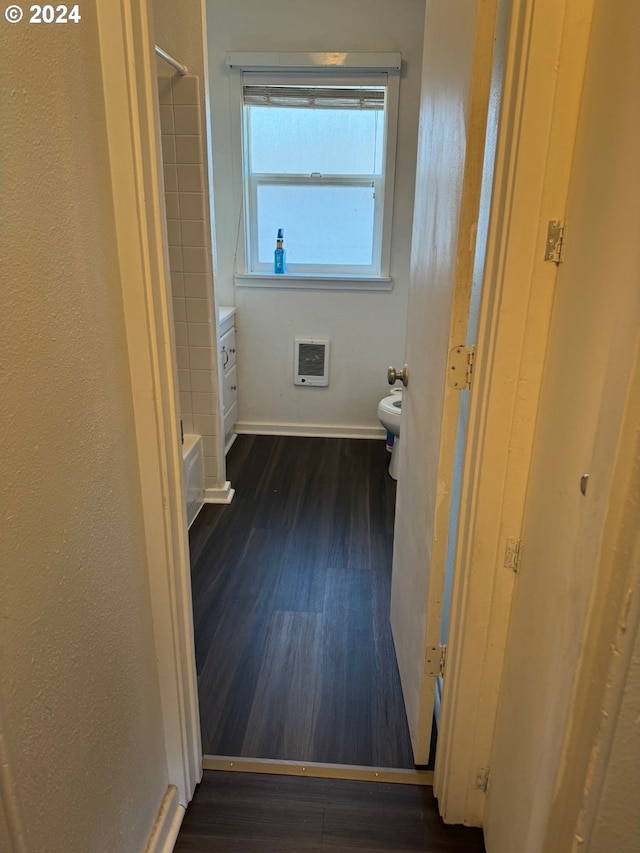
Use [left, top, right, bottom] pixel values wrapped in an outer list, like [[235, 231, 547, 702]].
[[234, 273, 393, 291]]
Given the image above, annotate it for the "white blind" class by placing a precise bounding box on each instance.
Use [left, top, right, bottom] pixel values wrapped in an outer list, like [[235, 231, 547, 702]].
[[243, 85, 385, 110]]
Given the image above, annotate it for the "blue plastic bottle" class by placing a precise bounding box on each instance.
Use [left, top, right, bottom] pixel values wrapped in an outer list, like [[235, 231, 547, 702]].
[[274, 228, 286, 274]]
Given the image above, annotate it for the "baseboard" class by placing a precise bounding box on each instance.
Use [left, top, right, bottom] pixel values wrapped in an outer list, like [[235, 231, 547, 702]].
[[204, 482, 235, 504], [202, 755, 433, 786], [235, 421, 386, 440], [145, 785, 185, 853]]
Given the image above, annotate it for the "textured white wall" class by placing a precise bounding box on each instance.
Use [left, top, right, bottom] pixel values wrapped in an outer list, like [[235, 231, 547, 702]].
[[154, 0, 207, 80], [590, 622, 640, 853], [206, 0, 425, 432], [0, 9, 168, 852]]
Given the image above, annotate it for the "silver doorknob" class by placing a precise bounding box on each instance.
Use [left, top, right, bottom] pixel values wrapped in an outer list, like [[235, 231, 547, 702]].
[[388, 364, 409, 387]]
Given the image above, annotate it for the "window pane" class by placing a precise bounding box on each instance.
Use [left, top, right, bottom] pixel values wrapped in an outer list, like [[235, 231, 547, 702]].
[[248, 106, 384, 176], [256, 184, 375, 267]]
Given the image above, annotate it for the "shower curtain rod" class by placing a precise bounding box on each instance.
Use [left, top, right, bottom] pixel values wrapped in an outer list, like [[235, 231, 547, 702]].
[[155, 45, 188, 76]]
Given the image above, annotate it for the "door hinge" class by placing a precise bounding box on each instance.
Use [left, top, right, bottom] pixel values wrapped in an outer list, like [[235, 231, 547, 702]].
[[425, 644, 447, 678], [544, 219, 566, 264], [447, 345, 475, 390], [475, 767, 491, 792], [504, 537, 523, 573]]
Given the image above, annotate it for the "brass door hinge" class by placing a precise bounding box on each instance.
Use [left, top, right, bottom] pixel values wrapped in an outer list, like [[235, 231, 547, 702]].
[[447, 345, 475, 390]]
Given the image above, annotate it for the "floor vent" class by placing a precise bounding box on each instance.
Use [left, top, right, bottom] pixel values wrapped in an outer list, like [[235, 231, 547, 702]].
[[294, 338, 330, 386]]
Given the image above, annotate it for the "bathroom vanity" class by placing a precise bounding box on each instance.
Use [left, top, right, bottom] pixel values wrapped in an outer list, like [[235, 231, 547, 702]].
[[219, 306, 237, 451]]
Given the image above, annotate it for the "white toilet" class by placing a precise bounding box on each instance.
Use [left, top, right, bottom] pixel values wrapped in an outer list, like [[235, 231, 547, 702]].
[[378, 388, 402, 479]]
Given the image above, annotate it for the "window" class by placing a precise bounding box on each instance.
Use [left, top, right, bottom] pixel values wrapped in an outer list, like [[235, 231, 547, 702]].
[[229, 55, 400, 283]]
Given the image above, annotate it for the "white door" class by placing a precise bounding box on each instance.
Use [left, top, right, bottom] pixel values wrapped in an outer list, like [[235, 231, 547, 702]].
[[390, 0, 500, 764]]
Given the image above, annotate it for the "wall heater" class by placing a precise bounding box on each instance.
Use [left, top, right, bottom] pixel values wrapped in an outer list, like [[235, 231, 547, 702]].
[[294, 338, 330, 386]]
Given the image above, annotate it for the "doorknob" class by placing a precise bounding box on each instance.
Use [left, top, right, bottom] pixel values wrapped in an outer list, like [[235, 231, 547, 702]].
[[388, 364, 409, 387]]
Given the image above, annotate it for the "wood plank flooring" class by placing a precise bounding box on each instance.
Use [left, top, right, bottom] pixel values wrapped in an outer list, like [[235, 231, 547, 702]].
[[174, 770, 486, 852], [189, 435, 416, 768]]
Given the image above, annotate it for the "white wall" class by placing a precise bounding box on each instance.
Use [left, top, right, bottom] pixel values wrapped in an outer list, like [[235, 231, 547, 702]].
[[0, 9, 168, 852], [589, 620, 640, 853], [206, 0, 425, 434]]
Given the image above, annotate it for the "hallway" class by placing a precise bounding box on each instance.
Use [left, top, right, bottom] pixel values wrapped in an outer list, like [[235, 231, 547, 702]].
[[189, 435, 416, 767]]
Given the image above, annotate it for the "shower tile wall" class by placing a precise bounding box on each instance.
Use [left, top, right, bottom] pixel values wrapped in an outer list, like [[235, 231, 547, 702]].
[[158, 74, 221, 490]]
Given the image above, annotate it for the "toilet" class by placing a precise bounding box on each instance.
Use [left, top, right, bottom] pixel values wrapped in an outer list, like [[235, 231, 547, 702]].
[[377, 389, 402, 479]]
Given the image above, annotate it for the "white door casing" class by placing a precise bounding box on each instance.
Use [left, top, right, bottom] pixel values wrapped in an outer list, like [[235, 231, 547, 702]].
[[390, 0, 500, 765], [434, 0, 599, 826], [96, 0, 203, 805]]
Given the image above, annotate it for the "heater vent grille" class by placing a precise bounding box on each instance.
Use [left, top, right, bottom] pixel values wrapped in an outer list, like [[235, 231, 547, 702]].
[[294, 338, 330, 386]]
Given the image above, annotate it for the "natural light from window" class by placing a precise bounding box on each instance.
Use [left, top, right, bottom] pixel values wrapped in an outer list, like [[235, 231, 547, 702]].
[[243, 85, 389, 277]]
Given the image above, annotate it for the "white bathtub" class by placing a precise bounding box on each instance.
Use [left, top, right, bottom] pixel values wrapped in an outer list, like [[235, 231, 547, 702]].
[[182, 433, 204, 528]]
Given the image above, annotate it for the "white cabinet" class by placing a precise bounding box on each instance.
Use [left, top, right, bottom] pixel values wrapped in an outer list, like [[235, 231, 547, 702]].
[[219, 307, 237, 450]]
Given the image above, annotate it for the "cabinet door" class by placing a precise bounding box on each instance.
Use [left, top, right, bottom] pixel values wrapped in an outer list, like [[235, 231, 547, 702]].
[[222, 364, 237, 415], [220, 326, 236, 373]]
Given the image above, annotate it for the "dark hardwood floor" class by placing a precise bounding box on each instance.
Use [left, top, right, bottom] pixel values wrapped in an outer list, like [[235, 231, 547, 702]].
[[189, 435, 417, 768], [174, 770, 486, 852]]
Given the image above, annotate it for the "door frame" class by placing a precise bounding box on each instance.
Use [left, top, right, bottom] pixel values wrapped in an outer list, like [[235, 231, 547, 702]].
[[95, 0, 597, 826], [434, 0, 597, 825], [96, 0, 202, 806]]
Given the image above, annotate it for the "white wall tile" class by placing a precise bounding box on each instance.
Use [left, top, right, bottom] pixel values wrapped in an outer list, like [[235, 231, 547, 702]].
[[182, 247, 209, 273], [175, 135, 203, 164], [179, 193, 206, 220], [172, 296, 186, 323], [168, 245, 183, 272], [189, 347, 213, 371], [190, 370, 215, 393], [174, 105, 200, 135], [204, 457, 218, 478], [158, 77, 173, 105], [202, 436, 218, 457], [172, 75, 200, 105], [178, 368, 191, 391], [193, 413, 217, 437], [176, 346, 190, 370], [163, 163, 178, 192], [181, 220, 206, 247], [165, 192, 180, 219], [191, 392, 214, 414], [167, 218, 181, 246], [186, 297, 209, 322], [171, 271, 185, 297], [174, 322, 188, 347], [158, 74, 218, 463], [184, 273, 210, 298], [159, 104, 174, 133], [177, 164, 204, 193], [161, 134, 176, 164], [187, 323, 212, 348]]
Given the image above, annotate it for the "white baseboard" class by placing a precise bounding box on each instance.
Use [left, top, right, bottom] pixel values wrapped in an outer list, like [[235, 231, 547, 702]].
[[235, 421, 386, 440], [145, 785, 185, 853], [204, 482, 235, 504]]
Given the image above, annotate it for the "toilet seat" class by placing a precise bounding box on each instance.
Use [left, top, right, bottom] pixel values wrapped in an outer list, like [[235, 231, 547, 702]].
[[378, 395, 402, 417]]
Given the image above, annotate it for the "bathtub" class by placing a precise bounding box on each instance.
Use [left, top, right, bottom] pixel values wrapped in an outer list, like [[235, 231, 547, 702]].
[[182, 433, 204, 528]]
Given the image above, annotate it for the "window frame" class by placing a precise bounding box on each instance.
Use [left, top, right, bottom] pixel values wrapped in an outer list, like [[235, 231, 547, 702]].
[[227, 53, 400, 288]]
